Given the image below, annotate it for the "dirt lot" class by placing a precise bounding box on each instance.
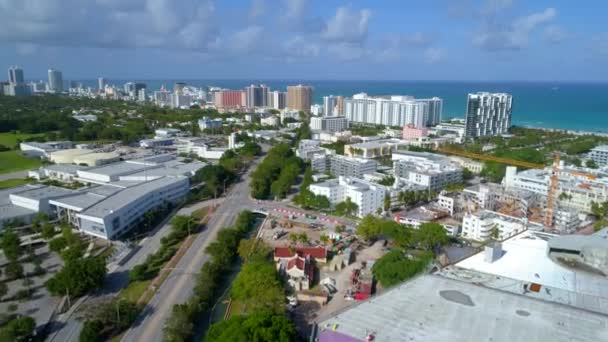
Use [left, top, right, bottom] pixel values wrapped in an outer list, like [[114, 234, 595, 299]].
[[289, 240, 388, 336]]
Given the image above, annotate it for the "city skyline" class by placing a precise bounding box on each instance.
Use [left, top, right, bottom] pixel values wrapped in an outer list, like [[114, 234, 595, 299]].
[[0, 0, 607, 81]]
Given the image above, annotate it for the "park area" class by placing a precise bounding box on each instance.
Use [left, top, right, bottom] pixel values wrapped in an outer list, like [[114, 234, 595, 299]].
[[0, 151, 41, 174]]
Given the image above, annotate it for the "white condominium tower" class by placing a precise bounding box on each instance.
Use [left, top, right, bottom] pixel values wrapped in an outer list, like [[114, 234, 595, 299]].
[[464, 92, 512, 138], [344, 93, 442, 128]]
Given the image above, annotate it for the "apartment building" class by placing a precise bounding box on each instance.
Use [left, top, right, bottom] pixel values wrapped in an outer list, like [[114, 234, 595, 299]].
[[589, 145, 608, 167], [461, 210, 542, 242], [343, 93, 442, 127], [392, 151, 463, 191], [310, 116, 349, 132], [464, 92, 512, 138], [309, 176, 387, 217]]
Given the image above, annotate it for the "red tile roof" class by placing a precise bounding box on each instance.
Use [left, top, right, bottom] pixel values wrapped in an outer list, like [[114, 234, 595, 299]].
[[274, 246, 327, 259], [287, 257, 305, 271]]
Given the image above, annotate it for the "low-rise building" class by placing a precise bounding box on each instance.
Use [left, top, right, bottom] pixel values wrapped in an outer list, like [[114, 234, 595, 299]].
[[344, 138, 407, 159], [392, 151, 462, 191], [309, 176, 386, 217], [461, 210, 543, 242], [328, 154, 378, 178], [260, 115, 279, 126], [198, 117, 223, 130], [310, 116, 348, 132], [75, 177, 189, 239], [20, 141, 73, 158], [154, 128, 182, 139], [402, 124, 429, 140], [139, 137, 174, 149], [28, 164, 88, 182], [73, 152, 121, 166], [448, 156, 484, 173], [503, 165, 608, 214], [589, 145, 608, 167]]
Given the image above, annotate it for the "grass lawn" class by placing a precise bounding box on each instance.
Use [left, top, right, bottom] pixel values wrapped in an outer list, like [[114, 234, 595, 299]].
[[0, 178, 34, 189], [0, 132, 46, 149], [191, 207, 210, 221], [0, 150, 42, 174], [119, 280, 152, 302]]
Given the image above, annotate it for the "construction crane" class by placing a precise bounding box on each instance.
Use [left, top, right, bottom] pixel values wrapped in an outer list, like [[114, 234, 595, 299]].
[[436, 147, 597, 228]]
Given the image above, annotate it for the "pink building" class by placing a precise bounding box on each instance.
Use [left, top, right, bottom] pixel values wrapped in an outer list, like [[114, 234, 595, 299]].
[[214, 90, 245, 109], [402, 124, 429, 140]]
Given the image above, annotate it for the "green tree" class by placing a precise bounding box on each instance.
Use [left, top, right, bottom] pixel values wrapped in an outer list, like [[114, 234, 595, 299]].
[[586, 159, 598, 169], [49, 236, 68, 253], [462, 167, 474, 181], [0, 281, 7, 300], [297, 232, 308, 245], [1, 228, 21, 261], [414, 222, 449, 252], [5, 262, 24, 279], [79, 320, 104, 342], [356, 215, 382, 240], [372, 250, 432, 287], [163, 303, 194, 342], [41, 221, 57, 240], [335, 197, 358, 217], [320, 234, 330, 246], [231, 260, 284, 314], [206, 310, 297, 342], [45, 256, 107, 297], [0, 316, 36, 341], [288, 233, 298, 245]]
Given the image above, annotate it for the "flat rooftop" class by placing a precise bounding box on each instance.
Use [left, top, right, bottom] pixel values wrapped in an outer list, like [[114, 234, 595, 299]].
[[317, 274, 608, 342], [0, 185, 43, 205], [456, 231, 608, 299], [79, 161, 159, 178], [79, 176, 186, 218], [11, 185, 77, 201]]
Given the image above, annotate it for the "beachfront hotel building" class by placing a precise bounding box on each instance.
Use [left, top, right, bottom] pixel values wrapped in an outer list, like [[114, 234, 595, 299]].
[[214, 90, 246, 110], [464, 92, 512, 138], [343, 93, 442, 128], [287, 85, 313, 112]]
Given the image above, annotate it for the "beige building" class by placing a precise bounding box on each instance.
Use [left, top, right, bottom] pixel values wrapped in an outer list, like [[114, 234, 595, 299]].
[[287, 84, 313, 112]]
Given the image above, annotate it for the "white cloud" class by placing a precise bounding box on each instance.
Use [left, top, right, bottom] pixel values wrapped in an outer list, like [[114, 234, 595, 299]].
[[473, 7, 557, 51], [424, 47, 444, 64], [543, 25, 568, 44], [0, 0, 219, 50], [228, 26, 264, 53], [283, 36, 320, 58], [322, 7, 371, 43], [327, 42, 368, 61]]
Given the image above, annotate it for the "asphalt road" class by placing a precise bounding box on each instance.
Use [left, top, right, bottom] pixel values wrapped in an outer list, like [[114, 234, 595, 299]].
[[0, 170, 29, 181], [45, 198, 223, 342], [121, 161, 260, 342]]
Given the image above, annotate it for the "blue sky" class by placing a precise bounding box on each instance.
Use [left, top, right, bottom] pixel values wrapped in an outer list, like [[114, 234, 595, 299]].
[[0, 0, 607, 81]]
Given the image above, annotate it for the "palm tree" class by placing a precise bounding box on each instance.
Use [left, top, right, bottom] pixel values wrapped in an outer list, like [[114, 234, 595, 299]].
[[297, 233, 308, 245], [289, 233, 298, 245], [320, 234, 330, 246]]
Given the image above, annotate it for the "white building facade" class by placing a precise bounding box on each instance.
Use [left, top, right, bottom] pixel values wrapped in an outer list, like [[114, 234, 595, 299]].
[[309, 176, 387, 217], [344, 93, 442, 128], [464, 92, 512, 138]]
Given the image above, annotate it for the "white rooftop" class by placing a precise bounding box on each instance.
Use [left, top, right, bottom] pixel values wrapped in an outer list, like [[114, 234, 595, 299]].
[[317, 274, 608, 342], [79, 176, 186, 218], [456, 231, 608, 299]]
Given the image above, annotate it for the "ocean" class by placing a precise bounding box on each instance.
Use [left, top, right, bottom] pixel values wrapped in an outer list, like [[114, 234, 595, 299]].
[[76, 80, 608, 132]]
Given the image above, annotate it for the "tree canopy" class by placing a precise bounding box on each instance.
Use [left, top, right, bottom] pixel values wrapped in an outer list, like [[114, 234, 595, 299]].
[[206, 309, 297, 342], [46, 256, 107, 297], [231, 259, 285, 314]]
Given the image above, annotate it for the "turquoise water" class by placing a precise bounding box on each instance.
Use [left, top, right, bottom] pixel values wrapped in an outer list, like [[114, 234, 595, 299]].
[[79, 79, 608, 132]]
